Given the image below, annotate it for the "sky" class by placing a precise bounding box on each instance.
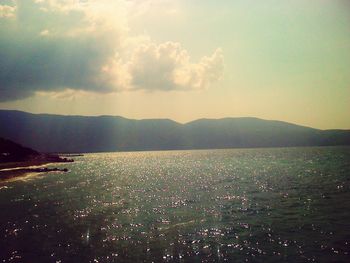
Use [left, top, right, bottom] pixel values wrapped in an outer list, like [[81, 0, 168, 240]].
[[0, 0, 349, 129]]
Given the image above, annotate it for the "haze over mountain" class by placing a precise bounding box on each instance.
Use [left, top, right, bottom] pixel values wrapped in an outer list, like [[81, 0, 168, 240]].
[[0, 110, 349, 153]]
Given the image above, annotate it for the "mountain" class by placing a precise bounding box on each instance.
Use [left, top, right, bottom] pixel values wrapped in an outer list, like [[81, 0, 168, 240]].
[[0, 110, 349, 153], [0, 137, 39, 162]]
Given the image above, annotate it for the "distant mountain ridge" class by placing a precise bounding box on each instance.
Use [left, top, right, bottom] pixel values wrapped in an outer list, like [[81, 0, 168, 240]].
[[0, 110, 349, 153]]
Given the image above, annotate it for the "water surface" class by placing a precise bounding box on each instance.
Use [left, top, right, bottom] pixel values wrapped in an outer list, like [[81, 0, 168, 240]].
[[1, 147, 349, 262]]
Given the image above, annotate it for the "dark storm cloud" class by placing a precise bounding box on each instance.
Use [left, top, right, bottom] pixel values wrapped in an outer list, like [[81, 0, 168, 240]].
[[0, 33, 116, 101], [0, 0, 121, 102]]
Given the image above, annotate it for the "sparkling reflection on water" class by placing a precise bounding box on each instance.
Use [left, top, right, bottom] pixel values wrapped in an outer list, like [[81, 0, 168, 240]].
[[0, 147, 350, 262]]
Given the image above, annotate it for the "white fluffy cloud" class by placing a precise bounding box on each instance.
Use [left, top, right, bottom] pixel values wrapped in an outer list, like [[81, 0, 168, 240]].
[[0, 4, 16, 18], [0, 0, 224, 102], [126, 42, 224, 91]]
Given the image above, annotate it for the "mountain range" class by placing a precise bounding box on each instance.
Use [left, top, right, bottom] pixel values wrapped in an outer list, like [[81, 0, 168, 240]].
[[0, 110, 349, 153]]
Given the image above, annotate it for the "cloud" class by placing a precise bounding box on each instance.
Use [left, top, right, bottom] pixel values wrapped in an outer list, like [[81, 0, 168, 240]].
[[0, 0, 224, 102], [127, 42, 224, 91], [0, 3, 16, 18]]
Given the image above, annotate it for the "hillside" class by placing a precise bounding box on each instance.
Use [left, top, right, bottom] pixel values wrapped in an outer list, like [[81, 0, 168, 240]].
[[0, 110, 349, 153], [0, 137, 39, 162]]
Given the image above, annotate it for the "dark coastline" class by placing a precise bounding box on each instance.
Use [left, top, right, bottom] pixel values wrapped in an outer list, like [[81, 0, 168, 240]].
[[0, 157, 73, 182]]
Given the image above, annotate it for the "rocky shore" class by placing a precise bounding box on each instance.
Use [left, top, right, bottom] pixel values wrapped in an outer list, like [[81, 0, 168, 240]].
[[0, 155, 73, 182], [0, 138, 75, 182]]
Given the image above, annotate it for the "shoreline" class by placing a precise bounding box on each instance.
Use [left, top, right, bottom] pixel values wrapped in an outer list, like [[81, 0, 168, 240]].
[[0, 160, 56, 170], [0, 159, 73, 182]]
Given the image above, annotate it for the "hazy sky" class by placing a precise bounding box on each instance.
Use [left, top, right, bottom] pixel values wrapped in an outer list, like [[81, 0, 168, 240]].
[[0, 0, 349, 129]]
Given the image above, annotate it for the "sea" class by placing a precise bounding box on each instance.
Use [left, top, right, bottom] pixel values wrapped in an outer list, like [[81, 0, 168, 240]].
[[0, 146, 349, 262]]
